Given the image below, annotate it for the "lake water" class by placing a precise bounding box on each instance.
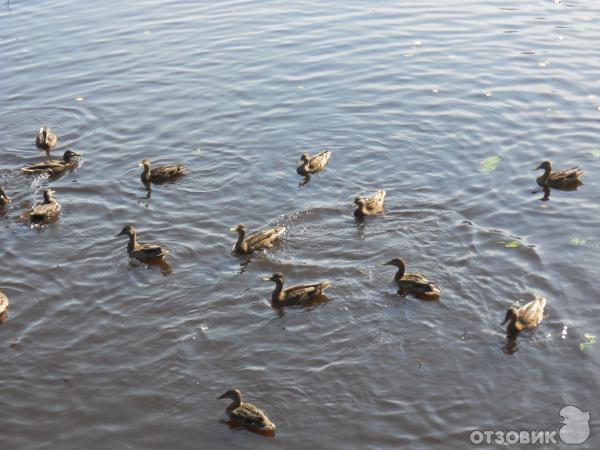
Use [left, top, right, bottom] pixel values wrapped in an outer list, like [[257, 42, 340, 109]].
[[1, 0, 599, 448]]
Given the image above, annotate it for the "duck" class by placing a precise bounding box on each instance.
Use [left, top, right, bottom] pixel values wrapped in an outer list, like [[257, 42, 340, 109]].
[[383, 257, 440, 300], [29, 189, 61, 222], [0, 187, 10, 206], [139, 159, 186, 184], [21, 150, 82, 175], [116, 224, 168, 262], [218, 389, 276, 432], [35, 126, 58, 150], [0, 290, 8, 316], [261, 272, 331, 306], [501, 296, 546, 335], [534, 161, 584, 188], [296, 150, 332, 176], [230, 224, 286, 254], [354, 189, 386, 217]]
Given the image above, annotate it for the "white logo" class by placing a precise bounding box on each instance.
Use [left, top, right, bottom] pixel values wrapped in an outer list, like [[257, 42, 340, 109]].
[[470, 405, 591, 446], [560, 405, 590, 445]]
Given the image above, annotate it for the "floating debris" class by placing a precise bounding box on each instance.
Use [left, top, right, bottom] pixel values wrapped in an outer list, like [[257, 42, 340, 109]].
[[479, 155, 501, 174]]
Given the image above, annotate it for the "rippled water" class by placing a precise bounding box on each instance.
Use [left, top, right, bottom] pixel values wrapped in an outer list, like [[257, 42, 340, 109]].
[[1, 0, 599, 448]]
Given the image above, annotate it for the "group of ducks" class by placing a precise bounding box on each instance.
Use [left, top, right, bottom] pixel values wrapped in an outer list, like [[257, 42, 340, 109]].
[[0, 126, 587, 434]]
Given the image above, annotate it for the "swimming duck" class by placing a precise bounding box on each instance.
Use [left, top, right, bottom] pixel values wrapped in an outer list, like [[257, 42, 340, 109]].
[[0, 187, 10, 206], [534, 161, 584, 188], [116, 224, 168, 262], [383, 257, 440, 300], [36, 126, 58, 150], [0, 290, 8, 316], [139, 159, 186, 184], [501, 296, 546, 335], [29, 189, 60, 221], [218, 389, 276, 432], [21, 150, 82, 175], [230, 224, 286, 254], [354, 189, 386, 217], [296, 151, 332, 176], [261, 272, 331, 306]]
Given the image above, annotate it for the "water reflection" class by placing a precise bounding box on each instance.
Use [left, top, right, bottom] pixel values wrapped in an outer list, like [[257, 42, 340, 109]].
[[220, 419, 276, 438]]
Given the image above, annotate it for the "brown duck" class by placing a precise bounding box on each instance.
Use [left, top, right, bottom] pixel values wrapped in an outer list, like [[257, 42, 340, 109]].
[[296, 151, 332, 176], [354, 189, 386, 217], [139, 159, 186, 184], [29, 189, 61, 222], [383, 257, 440, 300], [116, 224, 168, 262], [21, 150, 82, 175], [36, 126, 58, 150], [534, 161, 584, 188], [218, 389, 276, 432], [0, 187, 10, 206], [261, 272, 331, 306], [230, 224, 286, 254], [502, 296, 546, 335]]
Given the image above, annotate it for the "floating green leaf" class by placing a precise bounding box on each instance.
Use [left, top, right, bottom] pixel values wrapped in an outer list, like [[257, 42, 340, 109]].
[[479, 155, 501, 174], [590, 150, 600, 158], [505, 240, 520, 248], [579, 333, 596, 351], [570, 238, 586, 246]]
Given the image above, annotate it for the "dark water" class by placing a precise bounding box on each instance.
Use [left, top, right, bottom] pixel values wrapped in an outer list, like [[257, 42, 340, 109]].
[[1, 0, 599, 448]]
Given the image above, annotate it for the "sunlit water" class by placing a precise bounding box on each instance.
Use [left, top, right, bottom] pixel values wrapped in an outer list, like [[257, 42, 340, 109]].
[[1, 0, 599, 448]]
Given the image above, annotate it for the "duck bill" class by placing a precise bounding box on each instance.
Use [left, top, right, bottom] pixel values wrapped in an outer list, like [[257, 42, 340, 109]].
[[382, 261, 393, 266], [115, 231, 125, 237], [229, 227, 238, 232], [261, 276, 273, 282], [533, 164, 543, 171], [501, 313, 510, 326], [217, 393, 227, 399], [72, 152, 82, 157]]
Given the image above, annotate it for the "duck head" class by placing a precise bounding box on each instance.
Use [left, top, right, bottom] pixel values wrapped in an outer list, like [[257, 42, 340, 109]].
[[261, 272, 284, 283], [383, 257, 405, 268], [218, 388, 243, 401], [138, 159, 151, 169], [299, 153, 309, 163], [116, 224, 136, 237], [63, 150, 82, 162], [229, 224, 246, 234], [353, 196, 366, 207], [534, 161, 551, 171]]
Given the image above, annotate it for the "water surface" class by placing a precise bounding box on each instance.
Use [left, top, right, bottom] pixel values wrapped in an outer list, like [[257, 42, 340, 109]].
[[1, 0, 599, 448]]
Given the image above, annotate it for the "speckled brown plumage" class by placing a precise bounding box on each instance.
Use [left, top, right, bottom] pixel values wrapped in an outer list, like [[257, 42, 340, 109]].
[[36, 126, 58, 150], [116, 224, 168, 262], [230, 224, 286, 254], [261, 272, 331, 306], [21, 150, 82, 175], [29, 189, 61, 221], [535, 161, 584, 188], [218, 389, 276, 432], [296, 151, 332, 176], [0, 187, 10, 206], [354, 189, 386, 217], [502, 296, 546, 335], [383, 257, 440, 300], [139, 159, 186, 183]]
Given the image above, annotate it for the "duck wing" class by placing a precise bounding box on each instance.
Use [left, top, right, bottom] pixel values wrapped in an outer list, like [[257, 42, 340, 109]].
[[401, 273, 435, 291], [0, 291, 8, 314], [246, 226, 286, 251], [132, 243, 168, 259], [363, 189, 386, 212], [283, 281, 331, 303], [519, 296, 546, 327], [21, 160, 66, 174], [29, 202, 61, 218], [230, 403, 274, 430], [308, 151, 332, 172], [549, 167, 584, 181], [150, 164, 186, 180]]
